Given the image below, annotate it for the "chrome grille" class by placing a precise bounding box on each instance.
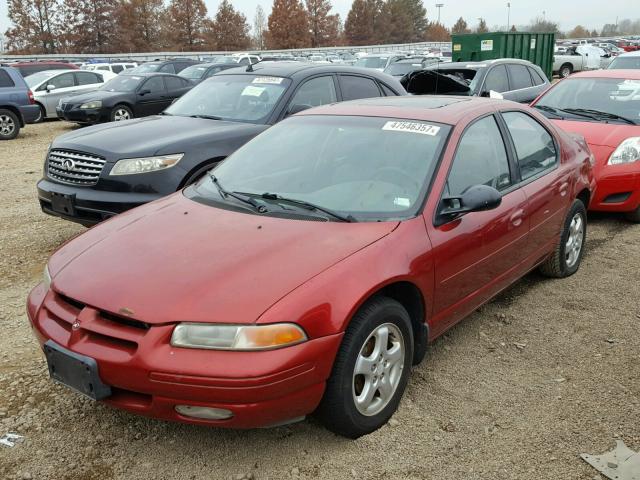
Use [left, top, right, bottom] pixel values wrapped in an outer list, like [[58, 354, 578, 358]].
[[47, 150, 106, 186]]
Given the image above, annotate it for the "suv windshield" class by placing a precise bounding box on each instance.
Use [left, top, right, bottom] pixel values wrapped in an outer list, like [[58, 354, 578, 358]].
[[165, 74, 291, 123], [100, 75, 144, 92], [187, 115, 451, 221], [608, 57, 640, 69], [535, 77, 640, 125]]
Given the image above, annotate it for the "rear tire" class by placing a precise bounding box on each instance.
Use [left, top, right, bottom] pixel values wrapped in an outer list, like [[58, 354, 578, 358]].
[[110, 105, 133, 122], [539, 199, 587, 278], [625, 206, 640, 223], [34, 104, 45, 123], [0, 109, 20, 140], [315, 297, 413, 439]]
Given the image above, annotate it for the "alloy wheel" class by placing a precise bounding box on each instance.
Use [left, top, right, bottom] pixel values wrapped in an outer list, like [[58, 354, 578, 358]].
[[352, 323, 405, 416], [113, 108, 131, 121], [565, 212, 584, 268], [0, 115, 15, 136]]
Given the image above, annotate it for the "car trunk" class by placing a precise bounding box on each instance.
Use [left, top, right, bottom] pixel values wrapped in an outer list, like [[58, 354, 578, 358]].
[[400, 69, 474, 95]]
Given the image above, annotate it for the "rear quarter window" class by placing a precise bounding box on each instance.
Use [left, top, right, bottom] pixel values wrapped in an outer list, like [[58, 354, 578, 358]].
[[0, 70, 16, 87], [339, 75, 382, 101]]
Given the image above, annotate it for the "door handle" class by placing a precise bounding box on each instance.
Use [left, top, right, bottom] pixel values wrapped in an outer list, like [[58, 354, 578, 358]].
[[559, 182, 569, 197], [510, 209, 525, 227]]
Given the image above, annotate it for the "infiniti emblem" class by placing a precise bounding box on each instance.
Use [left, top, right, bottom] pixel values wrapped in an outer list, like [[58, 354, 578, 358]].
[[62, 159, 76, 171], [71, 319, 81, 331]]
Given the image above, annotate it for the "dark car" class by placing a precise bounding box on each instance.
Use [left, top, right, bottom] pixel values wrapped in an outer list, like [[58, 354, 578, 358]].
[[0, 66, 40, 139], [402, 59, 550, 103], [7, 61, 79, 78], [37, 63, 406, 225], [128, 59, 200, 75], [383, 56, 442, 77], [56, 73, 193, 124], [178, 63, 238, 84]]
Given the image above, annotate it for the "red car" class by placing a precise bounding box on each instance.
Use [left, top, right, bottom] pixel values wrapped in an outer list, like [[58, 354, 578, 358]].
[[27, 96, 593, 438], [532, 70, 640, 222]]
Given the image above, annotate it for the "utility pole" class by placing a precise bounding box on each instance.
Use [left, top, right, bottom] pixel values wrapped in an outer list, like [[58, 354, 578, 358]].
[[507, 2, 511, 31], [435, 3, 444, 24]]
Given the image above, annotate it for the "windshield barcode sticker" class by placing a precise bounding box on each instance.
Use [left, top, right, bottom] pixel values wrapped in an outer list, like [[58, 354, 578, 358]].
[[241, 85, 266, 97], [252, 77, 284, 84], [382, 121, 440, 136]]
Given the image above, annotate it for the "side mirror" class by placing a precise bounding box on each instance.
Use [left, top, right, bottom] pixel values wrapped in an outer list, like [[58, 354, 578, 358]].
[[138, 89, 151, 96], [286, 104, 312, 116], [46, 84, 56, 92], [436, 184, 502, 226]]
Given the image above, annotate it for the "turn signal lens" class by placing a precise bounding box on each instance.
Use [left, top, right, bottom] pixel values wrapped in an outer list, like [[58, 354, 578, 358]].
[[171, 323, 307, 351]]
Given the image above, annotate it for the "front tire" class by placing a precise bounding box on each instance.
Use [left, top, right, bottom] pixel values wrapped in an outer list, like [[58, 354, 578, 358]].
[[110, 105, 133, 122], [316, 297, 413, 438], [0, 109, 20, 140], [560, 64, 573, 78], [539, 199, 587, 278]]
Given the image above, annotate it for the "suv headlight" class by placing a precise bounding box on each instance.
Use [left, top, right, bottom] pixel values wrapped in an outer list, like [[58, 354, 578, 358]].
[[110, 154, 184, 175], [43, 264, 51, 290], [608, 137, 640, 165], [171, 323, 307, 351], [79, 100, 102, 109]]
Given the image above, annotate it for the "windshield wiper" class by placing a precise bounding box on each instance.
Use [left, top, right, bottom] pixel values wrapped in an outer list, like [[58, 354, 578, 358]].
[[190, 114, 223, 120], [207, 173, 264, 211], [258, 192, 356, 222], [534, 105, 565, 119], [561, 108, 638, 125]]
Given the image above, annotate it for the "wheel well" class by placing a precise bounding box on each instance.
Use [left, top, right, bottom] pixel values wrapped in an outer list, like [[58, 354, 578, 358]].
[[577, 188, 590, 208], [179, 156, 226, 189], [372, 281, 428, 363], [561, 63, 573, 70], [0, 105, 24, 127]]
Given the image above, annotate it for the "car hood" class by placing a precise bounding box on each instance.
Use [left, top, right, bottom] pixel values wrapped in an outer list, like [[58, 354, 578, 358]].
[[48, 194, 399, 325], [400, 69, 472, 95], [53, 115, 268, 159], [62, 90, 123, 104], [551, 119, 640, 148]]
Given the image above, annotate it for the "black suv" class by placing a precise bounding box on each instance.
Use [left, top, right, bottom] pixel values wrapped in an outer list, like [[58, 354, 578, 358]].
[[37, 63, 406, 225]]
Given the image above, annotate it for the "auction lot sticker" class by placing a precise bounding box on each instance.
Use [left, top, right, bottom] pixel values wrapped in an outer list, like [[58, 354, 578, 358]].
[[382, 121, 441, 136], [252, 76, 284, 84]]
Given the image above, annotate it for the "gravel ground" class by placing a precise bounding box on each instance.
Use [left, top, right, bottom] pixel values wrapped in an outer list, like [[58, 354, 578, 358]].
[[1, 122, 639, 480]]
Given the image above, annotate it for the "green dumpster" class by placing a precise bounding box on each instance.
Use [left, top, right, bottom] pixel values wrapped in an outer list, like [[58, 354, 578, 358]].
[[451, 32, 556, 79]]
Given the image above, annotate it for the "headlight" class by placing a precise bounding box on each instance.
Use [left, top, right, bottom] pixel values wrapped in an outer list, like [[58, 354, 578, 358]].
[[110, 154, 184, 175], [608, 137, 640, 165], [43, 264, 51, 290], [171, 323, 307, 350], [79, 100, 102, 109]]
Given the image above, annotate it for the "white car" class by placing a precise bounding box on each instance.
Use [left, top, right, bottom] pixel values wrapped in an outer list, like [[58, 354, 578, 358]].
[[81, 63, 138, 74], [25, 70, 115, 122]]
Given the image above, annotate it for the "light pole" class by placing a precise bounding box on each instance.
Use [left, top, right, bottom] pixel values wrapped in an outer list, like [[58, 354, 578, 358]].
[[435, 3, 444, 24], [507, 2, 511, 31]]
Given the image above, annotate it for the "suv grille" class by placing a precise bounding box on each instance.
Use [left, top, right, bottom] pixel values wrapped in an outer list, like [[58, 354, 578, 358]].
[[47, 150, 106, 186]]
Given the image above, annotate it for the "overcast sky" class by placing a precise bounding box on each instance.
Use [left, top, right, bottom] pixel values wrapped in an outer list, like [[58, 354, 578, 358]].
[[0, 0, 635, 39]]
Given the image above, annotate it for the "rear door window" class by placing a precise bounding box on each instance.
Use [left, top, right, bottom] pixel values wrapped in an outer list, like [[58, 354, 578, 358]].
[[483, 65, 509, 93], [76, 72, 102, 85], [288, 76, 337, 109], [0, 70, 15, 87], [159, 63, 175, 74], [528, 67, 546, 86], [165, 76, 189, 91], [380, 83, 398, 96], [338, 75, 382, 101], [446, 115, 512, 196], [141, 76, 166, 93], [502, 112, 557, 180], [507, 64, 533, 90]]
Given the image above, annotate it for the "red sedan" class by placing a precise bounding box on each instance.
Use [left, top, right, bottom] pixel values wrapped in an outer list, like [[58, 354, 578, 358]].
[[532, 70, 640, 221], [27, 96, 593, 438]]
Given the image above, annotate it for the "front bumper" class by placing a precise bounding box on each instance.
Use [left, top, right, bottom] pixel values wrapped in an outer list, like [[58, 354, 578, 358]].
[[27, 284, 342, 429], [589, 154, 640, 213], [57, 106, 109, 124], [37, 178, 163, 226]]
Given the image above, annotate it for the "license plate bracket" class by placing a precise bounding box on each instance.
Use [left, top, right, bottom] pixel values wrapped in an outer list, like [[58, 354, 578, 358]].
[[44, 340, 111, 401], [50, 192, 76, 216]]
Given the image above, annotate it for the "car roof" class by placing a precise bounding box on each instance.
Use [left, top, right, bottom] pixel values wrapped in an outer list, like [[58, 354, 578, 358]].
[[570, 69, 640, 80], [296, 96, 518, 125], [217, 61, 399, 81]]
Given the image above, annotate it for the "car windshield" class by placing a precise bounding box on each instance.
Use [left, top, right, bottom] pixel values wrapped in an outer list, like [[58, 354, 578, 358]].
[[211, 56, 238, 64], [100, 75, 144, 92], [25, 71, 58, 87], [129, 63, 160, 73], [355, 57, 389, 69], [164, 74, 290, 123], [179, 65, 208, 79], [608, 57, 640, 69], [535, 77, 640, 124], [188, 115, 451, 221], [386, 62, 423, 76]]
